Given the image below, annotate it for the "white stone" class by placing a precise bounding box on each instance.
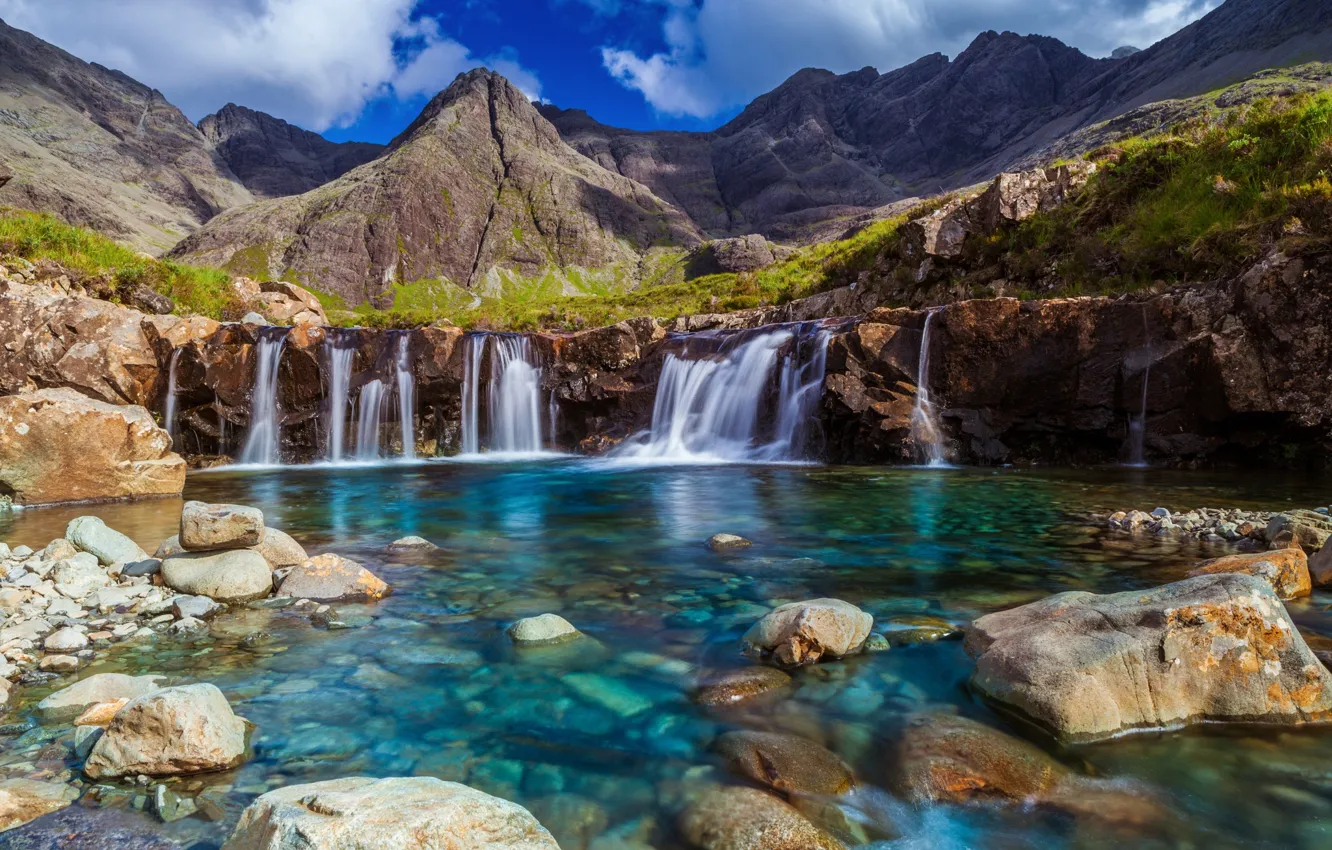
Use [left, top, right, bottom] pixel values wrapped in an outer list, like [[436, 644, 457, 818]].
[[65, 517, 147, 566], [44, 627, 89, 652]]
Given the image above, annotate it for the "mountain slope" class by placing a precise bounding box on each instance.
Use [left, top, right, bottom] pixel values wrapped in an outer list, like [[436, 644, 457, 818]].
[[0, 18, 253, 253], [198, 104, 384, 198], [544, 0, 1332, 243], [169, 69, 702, 306]]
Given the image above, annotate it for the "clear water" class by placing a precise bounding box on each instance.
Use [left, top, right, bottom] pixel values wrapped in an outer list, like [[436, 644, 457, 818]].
[[2, 463, 1331, 849]]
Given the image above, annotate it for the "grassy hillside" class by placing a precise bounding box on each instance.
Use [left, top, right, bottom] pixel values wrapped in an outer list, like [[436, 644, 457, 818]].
[[2, 82, 1328, 330]]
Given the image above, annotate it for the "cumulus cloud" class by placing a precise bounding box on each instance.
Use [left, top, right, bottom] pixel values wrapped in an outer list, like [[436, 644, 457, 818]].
[[0, 0, 542, 130], [597, 0, 1221, 118]]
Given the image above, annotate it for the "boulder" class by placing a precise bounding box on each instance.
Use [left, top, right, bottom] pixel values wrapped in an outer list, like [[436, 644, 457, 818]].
[[742, 599, 873, 667], [0, 389, 185, 506], [892, 713, 1069, 803], [251, 528, 307, 568], [278, 554, 389, 602], [1265, 510, 1332, 551], [508, 614, 580, 644], [688, 235, 779, 276], [677, 786, 844, 850], [219, 777, 559, 850], [693, 667, 793, 707], [36, 673, 165, 722], [180, 501, 264, 551], [52, 552, 111, 599], [84, 683, 248, 778], [256, 280, 328, 327], [161, 550, 273, 602], [1188, 548, 1311, 599], [1311, 546, 1332, 587], [966, 573, 1332, 741], [65, 517, 148, 566], [707, 534, 752, 552], [713, 731, 854, 796], [44, 627, 89, 652], [0, 778, 79, 832]]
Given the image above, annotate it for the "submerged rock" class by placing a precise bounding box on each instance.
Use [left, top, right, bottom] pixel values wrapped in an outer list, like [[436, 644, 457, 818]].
[[84, 683, 248, 778], [388, 536, 438, 553], [714, 731, 854, 796], [0, 778, 79, 832], [693, 667, 793, 707], [509, 613, 580, 644], [677, 786, 844, 850], [219, 776, 559, 850], [0, 804, 188, 849], [1187, 548, 1311, 600], [966, 573, 1332, 741], [161, 549, 273, 602], [279, 554, 389, 602], [180, 501, 264, 550], [707, 534, 752, 552], [37, 673, 165, 722], [743, 599, 873, 667]]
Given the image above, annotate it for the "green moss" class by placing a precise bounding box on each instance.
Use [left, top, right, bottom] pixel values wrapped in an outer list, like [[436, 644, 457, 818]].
[[224, 245, 274, 281]]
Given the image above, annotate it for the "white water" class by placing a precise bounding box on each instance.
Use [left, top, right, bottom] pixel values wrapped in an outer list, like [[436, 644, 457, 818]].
[[394, 332, 416, 460], [615, 323, 833, 464], [324, 334, 356, 462], [460, 334, 547, 455], [356, 379, 386, 460], [238, 329, 288, 465], [910, 310, 949, 466], [163, 348, 182, 448]]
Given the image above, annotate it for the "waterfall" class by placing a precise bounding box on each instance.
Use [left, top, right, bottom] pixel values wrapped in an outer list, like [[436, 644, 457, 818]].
[[239, 327, 288, 465], [910, 309, 948, 466], [459, 334, 547, 455], [356, 379, 386, 460], [1126, 306, 1151, 467], [616, 322, 833, 463], [394, 332, 416, 460], [163, 348, 182, 448], [324, 332, 356, 462]]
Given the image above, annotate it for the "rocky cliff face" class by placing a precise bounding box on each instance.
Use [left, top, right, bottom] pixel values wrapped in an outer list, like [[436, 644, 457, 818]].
[[169, 70, 702, 307], [0, 19, 254, 253], [543, 0, 1332, 242], [198, 104, 384, 199]]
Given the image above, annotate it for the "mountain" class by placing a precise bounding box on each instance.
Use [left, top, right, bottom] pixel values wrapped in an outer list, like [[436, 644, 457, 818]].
[[169, 69, 703, 306], [543, 0, 1332, 242], [0, 18, 253, 253], [198, 104, 384, 198]]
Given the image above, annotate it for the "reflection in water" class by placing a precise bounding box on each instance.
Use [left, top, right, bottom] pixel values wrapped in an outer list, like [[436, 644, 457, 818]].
[[2, 463, 1330, 849]]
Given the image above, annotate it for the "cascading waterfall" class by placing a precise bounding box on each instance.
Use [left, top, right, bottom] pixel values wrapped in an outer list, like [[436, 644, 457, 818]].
[[459, 334, 547, 455], [163, 348, 182, 448], [239, 327, 289, 465], [910, 309, 949, 466], [356, 379, 386, 460], [394, 332, 416, 460], [616, 322, 833, 463], [324, 333, 356, 462]]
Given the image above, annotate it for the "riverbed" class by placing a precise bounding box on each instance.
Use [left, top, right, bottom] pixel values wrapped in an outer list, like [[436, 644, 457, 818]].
[[2, 461, 1330, 848]]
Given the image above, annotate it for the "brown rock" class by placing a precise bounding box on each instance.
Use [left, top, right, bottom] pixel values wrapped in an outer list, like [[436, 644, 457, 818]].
[[1188, 548, 1311, 600], [677, 786, 844, 850], [893, 713, 1068, 803], [694, 667, 793, 707], [180, 500, 265, 550], [84, 683, 248, 778], [713, 731, 854, 796], [279, 553, 389, 602], [1311, 546, 1332, 587], [742, 599, 873, 667], [0, 388, 185, 506], [74, 698, 130, 727]]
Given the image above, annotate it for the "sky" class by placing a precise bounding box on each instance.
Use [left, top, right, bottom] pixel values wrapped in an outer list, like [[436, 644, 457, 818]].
[[0, 0, 1221, 144]]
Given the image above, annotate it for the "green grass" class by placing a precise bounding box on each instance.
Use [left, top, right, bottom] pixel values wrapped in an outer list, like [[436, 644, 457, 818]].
[[0, 209, 241, 318]]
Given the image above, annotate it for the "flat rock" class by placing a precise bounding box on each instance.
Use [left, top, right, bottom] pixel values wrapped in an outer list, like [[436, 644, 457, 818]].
[[1188, 548, 1311, 599], [219, 776, 559, 850], [388, 536, 438, 552], [84, 683, 248, 778], [714, 731, 854, 796], [180, 501, 264, 551], [66, 516, 147, 566], [161, 549, 273, 602], [279, 554, 389, 602], [0, 778, 79, 832], [36, 672, 165, 722], [707, 534, 752, 552], [693, 667, 793, 707], [677, 786, 844, 850], [966, 573, 1332, 741], [742, 598, 873, 667], [172, 595, 222, 620], [509, 613, 580, 644]]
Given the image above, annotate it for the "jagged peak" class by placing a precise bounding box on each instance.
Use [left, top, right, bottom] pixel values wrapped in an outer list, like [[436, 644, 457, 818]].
[[387, 67, 541, 152]]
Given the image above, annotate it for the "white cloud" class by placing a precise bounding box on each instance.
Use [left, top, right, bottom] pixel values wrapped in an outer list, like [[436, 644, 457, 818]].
[[0, 0, 541, 131], [598, 0, 1221, 118]]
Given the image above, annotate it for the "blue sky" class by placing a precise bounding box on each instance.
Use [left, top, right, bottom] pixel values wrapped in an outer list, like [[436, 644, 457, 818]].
[[0, 0, 1220, 144]]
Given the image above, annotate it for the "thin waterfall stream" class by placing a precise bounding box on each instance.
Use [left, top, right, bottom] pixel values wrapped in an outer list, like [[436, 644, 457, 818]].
[[163, 348, 182, 448], [324, 332, 356, 462], [909, 309, 949, 466], [1126, 306, 1152, 467], [394, 332, 416, 460], [238, 327, 289, 465], [356, 379, 386, 460]]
